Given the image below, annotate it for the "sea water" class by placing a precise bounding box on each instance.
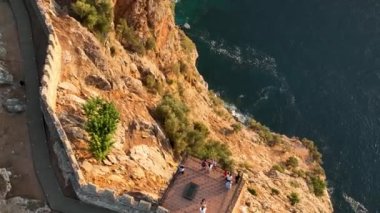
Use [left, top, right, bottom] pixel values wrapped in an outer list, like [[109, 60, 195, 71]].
[[175, 0, 380, 212]]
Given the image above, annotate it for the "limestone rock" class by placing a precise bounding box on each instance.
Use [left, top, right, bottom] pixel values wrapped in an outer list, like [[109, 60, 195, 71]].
[[66, 126, 87, 140], [129, 145, 175, 179], [65, 94, 86, 105], [0, 68, 13, 85], [58, 82, 79, 94], [2, 98, 26, 113], [81, 160, 93, 173], [107, 154, 118, 164], [130, 166, 145, 180], [0, 168, 11, 199], [0, 46, 6, 60], [85, 74, 112, 90]]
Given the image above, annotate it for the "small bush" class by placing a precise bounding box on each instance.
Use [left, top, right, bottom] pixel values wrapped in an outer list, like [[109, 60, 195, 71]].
[[301, 138, 322, 164], [71, 0, 112, 40], [247, 119, 277, 146], [83, 97, 120, 161], [142, 73, 163, 94], [271, 164, 285, 173], [110, 46, 116, 57], [209, 90, 224, 106], [292, 169, 306, 178], [247, 188, 257, 196], [155, 95, 234, 170], [310, 175, 326, 196], [289, 180, 301, 188], [179, 60, 189, 73], [285, 156, 299, 169], [288, 192, 300, 206], [271, 188, 280, 196], [179, 31, 195, 54], [231, 123, 242, 133], [145, 37, 156, 51], [116, 19, 145, 54]]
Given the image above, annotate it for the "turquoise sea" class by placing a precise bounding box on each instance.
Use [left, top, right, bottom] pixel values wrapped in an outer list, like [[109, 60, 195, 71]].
[[175, 0, 380, 212]]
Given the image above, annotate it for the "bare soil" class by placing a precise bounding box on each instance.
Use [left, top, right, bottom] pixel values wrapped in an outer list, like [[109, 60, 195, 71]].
[[0, 1, 44, 200]]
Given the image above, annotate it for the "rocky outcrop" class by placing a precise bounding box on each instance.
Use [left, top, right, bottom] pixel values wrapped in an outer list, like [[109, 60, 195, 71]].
[[40, 0, 334, 211], [0, 69, 13, 85], [2, 98, 26, 113], [0, 168, 50, 213]]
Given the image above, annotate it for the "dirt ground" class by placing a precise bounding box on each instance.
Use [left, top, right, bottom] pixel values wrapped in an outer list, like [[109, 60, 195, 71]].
[[0, 1, 44, 200]]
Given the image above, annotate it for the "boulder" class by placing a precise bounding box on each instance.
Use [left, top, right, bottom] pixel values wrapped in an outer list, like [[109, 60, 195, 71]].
[[85, 74, 112, 90], [2, 98, 26, 113], [0, 68, 13, 85]]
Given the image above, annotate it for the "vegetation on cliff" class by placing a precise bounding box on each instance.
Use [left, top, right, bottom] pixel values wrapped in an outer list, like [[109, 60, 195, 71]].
[[83, 97, 120, 161], [71, 0, 113, 40], [155, 95, 233, 170]]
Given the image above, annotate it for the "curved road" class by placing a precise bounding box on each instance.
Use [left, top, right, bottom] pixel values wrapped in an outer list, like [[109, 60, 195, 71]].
[[9, 0, 112, 212]]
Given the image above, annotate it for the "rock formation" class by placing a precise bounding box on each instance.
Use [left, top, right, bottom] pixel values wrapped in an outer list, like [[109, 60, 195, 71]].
[[41, 0, 334, 211]]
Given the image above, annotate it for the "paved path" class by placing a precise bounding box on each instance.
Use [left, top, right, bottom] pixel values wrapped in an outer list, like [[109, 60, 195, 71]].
[[9, 0, 112, 212]]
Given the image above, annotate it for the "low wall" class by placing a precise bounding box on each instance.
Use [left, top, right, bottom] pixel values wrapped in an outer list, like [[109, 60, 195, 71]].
[[24, 0, 169, 212]]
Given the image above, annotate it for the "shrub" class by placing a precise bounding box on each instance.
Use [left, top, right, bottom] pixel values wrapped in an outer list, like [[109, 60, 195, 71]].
[[145, 37, 156, 51], [271, 164, 285, 173], [83, 97, 120, 161], [208, 90, 224, 106], [310, 175, 326, 196], [271, 188, 280, 195], [155, 95, 234, 170], [247, 188, 257, 196], [285, 156, 299, 169], [289, 180, 301, 188], [179, 60, 189, 73], [142, 73, 163, 94], [197, 140, 234, 171], [292, 169, 306, 178], [288, 192, 300, 206], [301, 138, 322, 164], [110, 46, 116, 57], [231, 123, 242, 133], [179, 31, 195, 54], [247, 119, 277, 146], [116, 19, 145, 54], [71, 0, 112, 40]]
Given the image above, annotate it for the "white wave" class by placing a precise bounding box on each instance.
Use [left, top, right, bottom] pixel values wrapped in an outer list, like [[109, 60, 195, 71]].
[[197, 34, 298, 110], [224, 102, 250, 123], [343, 193, 368, 213]]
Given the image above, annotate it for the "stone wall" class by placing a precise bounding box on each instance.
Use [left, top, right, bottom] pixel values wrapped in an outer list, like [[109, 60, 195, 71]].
[[24, 0, 169, 212], [23, 0, 61, 109]]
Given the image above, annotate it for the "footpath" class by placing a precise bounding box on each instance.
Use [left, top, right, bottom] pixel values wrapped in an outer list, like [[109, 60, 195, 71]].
[[9, 0, 112, 212]]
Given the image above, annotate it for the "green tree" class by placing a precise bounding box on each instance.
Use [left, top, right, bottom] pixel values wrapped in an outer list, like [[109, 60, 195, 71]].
[[83, 97, 120, 161]]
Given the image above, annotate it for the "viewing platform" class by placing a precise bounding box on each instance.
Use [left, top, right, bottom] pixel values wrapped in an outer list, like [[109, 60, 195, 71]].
[[160, 156, 245, 213]]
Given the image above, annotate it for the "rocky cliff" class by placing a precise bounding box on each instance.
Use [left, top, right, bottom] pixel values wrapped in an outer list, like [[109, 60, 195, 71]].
[[44, 0, 333, 211]]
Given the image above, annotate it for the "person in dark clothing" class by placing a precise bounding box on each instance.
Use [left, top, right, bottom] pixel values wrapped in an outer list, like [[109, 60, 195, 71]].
[[179, 164, 185, 175], [235, 171, 241, 183]]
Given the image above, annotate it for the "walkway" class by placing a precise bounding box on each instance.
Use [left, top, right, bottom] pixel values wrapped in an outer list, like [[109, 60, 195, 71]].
[[161, 157, 241, 213], [0, 0, 44, 200], [9, 0, 112, 212]]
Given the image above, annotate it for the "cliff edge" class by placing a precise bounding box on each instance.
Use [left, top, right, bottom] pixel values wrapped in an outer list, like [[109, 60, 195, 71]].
[[41, 0, 333, 212]]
